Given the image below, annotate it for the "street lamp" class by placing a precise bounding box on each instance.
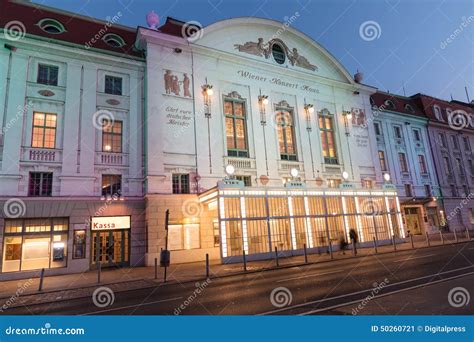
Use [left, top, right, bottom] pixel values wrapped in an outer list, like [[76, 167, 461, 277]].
[[258, 91, 269, 125], [202, 78, 213, 118], [304, 103, 314, 131], [225, 164, 235, 179]]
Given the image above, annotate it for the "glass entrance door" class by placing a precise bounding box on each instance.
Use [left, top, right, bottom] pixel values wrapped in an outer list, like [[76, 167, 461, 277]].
[[92, 230, 129, 268], [404, 208, 422, 235]]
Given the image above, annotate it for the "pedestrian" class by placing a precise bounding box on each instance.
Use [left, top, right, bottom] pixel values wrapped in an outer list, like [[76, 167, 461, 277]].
[[349, 228, 358, 255]]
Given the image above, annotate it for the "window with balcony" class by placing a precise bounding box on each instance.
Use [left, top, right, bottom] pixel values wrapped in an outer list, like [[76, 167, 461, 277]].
[[102, 120, 122, 153], [276, 109, 297, 161], [172, 174, 190, 194], [104, 75, 123, 95], [319, 110, 337, 164], [399, 153, 408, 173], [224, 98, 248, 158], [37, 64, 58, 86], [32, 112, 56, 149], [378, 150, 388, 171], [101, 175, 121, 197], [28, 172, 53, 197], [418, 154, 428, 174]]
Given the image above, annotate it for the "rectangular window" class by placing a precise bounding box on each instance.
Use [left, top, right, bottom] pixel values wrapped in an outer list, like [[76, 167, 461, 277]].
[[327, 179, 341, 188], [102, 120, 122, 153], [102, 175, 121, 197], [469, 209, 474, 224], [73, 230, 86, 259], [404, 184, 413, 197], [443, 156, 452, 175], [104, 75, 122, 95], [418, 154, 427, 174], [168, 224, 200, 250], [213, 220, 220, 247], [451, 135, 460, 150], [399, 153, 408, 173], [32, 112, 57, 148], [37, 64, 58, 86], [235, 175, 252, 187], [451, 184, 457, 197], [378, 150, 387, 171], [362, 180, 373, 189], [463, 137, 471, 151], [413, 129, 421, 141], [28, 172, 53, 197], [374, 122, 382, 136], [456, 158, 465, 176], [172, 174, 190, 194], [468, 160, 474, 176], [393, 126, 402, 139], [2, 218, 68, 273], [319, 111, 337, 164], [463, 186, 469, 197], [438, 133, 447, 147], [224, 98, 248, 158], [424, 184, 432, 197], [277, 109, 297, 161]]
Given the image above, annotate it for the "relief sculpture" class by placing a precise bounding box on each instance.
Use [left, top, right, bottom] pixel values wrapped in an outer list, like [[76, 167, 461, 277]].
[[163, 70, 193, 98]]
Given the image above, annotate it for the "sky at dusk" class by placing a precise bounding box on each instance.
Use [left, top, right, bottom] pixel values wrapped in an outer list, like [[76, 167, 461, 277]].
[[33, 0, 474, 102]]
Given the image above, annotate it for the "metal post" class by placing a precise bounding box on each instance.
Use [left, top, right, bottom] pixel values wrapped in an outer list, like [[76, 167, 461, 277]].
[[243, 250, 247, 272], [38, 268, 45, 291], [205, 253, 210, 279], [373, 237, 378, 253], [275, 247, 279, 267], [426, 232, 430, 247], [351, 238, 356, 256], [303, 243, 308, 264], [163, 209, 170, 283], [454, 229, 458, 243], [410, 234, 414, 249], [440, 231, 444, 245], [97, 262, 101, 284], [467, 228, 471, 241], [329, 240, 334, 259], [392, 235, 397, 251], [154, 257, 158, 280]]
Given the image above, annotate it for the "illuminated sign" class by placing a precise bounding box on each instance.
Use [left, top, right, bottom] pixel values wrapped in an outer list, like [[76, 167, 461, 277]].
[[91, 216, 131, 230]]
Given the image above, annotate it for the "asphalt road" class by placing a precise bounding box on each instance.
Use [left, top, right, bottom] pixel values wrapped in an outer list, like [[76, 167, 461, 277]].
[[5, 241, 474, 315]]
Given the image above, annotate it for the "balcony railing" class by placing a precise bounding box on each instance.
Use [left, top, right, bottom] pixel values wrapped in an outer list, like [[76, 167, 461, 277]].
[[279, 160, 304, 172], [21, 147, 62, 163], [224, 156, 256, 170], [96, 151, 129, 166]]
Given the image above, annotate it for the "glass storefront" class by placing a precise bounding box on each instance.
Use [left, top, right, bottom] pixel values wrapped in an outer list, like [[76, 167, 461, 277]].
[[2, 218, 68, 273]]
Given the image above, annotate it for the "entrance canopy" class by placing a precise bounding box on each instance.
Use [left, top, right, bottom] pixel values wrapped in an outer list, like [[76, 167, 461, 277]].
[[200, 184, 404, 262]]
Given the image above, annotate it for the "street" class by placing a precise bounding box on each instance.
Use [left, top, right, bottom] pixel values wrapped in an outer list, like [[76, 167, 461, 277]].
[[2, 241, 472, 316]]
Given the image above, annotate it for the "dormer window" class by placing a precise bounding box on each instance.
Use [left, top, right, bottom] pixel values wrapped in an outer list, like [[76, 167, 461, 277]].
[[38, 18, 66, 34], [405, 104, 415, 113], [446, 108, 452, 120], [102, 33, 125, 48], [433, 105, 443, 121], [384, 100, 396, 110]]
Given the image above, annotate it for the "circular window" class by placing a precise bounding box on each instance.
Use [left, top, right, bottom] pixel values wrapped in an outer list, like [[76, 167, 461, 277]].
[[272, 43, 286, 64], [102, 33, 126, 48], [38, 18, 66, 34]]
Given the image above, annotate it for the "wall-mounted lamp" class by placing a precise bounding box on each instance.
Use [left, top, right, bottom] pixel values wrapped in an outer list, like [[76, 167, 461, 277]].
[[225, 164, 235, 179], [342, 171, 349, 181], [258, 90, 269, 125], [202, 77, 213, 118], [342, 108, 352, 136], [383, 173, 391, 183], [290, 168, 299, 179], [304, 103, 314, 131]]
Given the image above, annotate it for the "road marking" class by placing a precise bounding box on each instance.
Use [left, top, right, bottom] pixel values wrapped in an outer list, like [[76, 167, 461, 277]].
[[394, 254, 436, 262], [299, 271, 474, 315], [81, 296, 183, 315], [276, 270, 342, 283], [259, 265, 474, 315]]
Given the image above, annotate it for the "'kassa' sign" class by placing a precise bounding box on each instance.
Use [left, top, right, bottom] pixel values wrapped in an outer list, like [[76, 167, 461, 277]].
[[91, 216, 131, 230]]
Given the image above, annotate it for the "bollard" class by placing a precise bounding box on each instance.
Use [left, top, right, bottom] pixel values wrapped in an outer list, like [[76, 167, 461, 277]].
[[392, 235, 397, 251], [243, 250, 247, 272], [426, 232, 430, 247], [154, 257, 158, 280], [303, 244, 308, 264], [275, 247, 279, 267], [373, 237, 378, 254], [329, 241, 334, 260], [467, 228, 471, 241], [410, 234, 414, 249], [97, 262, 101, 284], [440, 231, 444, 245], [351, 238, 356, 256], [205, 253, 210, 279], [38, 268, 45, 292], [454, 229, 458, 243]]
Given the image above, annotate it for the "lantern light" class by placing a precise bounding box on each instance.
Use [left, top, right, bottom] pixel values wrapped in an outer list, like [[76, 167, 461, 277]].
[[290, 168, 299, 178], [383, 173, 391, 182], [206, 88, 214, 96], [308, 106, 315, 114], [262, 98, 269, 105]]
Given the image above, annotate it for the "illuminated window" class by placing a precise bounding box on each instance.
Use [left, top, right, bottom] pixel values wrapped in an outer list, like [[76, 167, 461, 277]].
[[102, 174, 121, 197], [28, 172, 52, 197], [32, 112, 57, 148], [319, 109, 337, 164], [398, 153, 408, 173], [37, 64, 59, 86], [277, 109, 297, 161], [327, 179, 341, 188], [378, 150, 388, 171], [235, 175, 252, 186], [105, 75, 122, 95], [73, 230, 86, 259], [102, 120, 122, 152], [213, 220, 220, 247], [418, 154, 427, 174], [224, 98, 248, 157], [168, 224, 200, 250], [172, 174, 190, 194]]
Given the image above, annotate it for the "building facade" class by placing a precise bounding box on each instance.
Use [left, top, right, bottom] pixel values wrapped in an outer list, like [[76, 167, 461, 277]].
[[412, 94, 474, 232], [137, 17, 403, 264], [370, 92, 442, 235], [0, 0, 146, 279]]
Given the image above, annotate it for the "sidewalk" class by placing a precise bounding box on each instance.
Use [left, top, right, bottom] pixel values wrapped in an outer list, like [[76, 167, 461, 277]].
[[0, 233, 472, 311]]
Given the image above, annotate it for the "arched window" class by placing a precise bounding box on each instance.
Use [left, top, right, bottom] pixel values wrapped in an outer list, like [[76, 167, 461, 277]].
[[38, 18, 66, 34], [319, 109, 338, 164], [102, 33, 126, 48], [384, 100, 396, 110], [224, 93, 248, 158], [433, 105, 443, 121], [275, 102, 296, 161], [405, 104, 415, 113], [272, 43, 286, 65]]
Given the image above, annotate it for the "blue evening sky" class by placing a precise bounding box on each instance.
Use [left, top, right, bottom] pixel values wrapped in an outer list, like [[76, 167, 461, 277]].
[[33, 0, 474, 102]]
